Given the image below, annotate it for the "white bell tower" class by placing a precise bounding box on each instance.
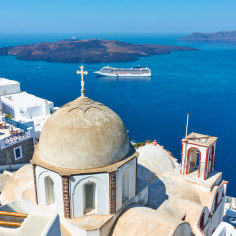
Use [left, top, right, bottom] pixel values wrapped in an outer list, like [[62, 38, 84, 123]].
[[180, 132, 217, 180]]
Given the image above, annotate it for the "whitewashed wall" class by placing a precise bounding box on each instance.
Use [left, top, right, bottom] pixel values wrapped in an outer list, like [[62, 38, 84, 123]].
[[70, 173, 109, 217], [0, 82, 21, 95], [116, 158, 136, 211], [207, 186, 224, 235], [27, 105, 45, 118], [1, 101, 16, 118], [35, 166, 64, 216]]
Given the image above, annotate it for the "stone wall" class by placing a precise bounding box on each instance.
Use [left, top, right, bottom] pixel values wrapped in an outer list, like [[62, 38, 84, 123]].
[[62, 176, 71, 218], [0, 138, 34, 166], [109, 171, 116, 214]]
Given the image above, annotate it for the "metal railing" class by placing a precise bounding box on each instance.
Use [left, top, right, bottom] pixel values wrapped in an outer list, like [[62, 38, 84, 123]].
[[0, 211, 28, 227], [4, 117, 29, 132]]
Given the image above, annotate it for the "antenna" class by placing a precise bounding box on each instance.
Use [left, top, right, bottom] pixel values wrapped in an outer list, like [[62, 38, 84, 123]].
[[185, 113, 189, 138]]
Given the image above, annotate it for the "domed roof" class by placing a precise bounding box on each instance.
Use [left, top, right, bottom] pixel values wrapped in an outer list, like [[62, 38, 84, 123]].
[[35, 96, 134, 170]]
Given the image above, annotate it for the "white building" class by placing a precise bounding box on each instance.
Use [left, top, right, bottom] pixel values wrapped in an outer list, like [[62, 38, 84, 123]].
[[0, 78, 55, 140], [0, 117, 34, 171], [0, 77, 21, 96]]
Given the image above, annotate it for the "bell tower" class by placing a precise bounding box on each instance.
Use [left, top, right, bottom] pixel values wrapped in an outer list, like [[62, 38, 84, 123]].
[[180, 132, 217, 180]]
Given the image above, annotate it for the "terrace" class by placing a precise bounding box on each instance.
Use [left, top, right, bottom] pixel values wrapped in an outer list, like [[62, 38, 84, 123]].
[[0, 117, 32, 149]]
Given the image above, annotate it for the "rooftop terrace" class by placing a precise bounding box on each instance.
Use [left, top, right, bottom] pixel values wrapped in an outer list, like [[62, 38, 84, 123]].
[[0, 118, 32, 149]]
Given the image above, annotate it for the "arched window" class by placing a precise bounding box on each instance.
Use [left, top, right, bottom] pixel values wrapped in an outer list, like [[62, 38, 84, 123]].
[[44, 176, 55, 205], [200, 212, 205, 230], [84, 182, 95, 214], [187, 148, 201, 174], [122, 170, 129, 203], [214, 192, 219, 211]]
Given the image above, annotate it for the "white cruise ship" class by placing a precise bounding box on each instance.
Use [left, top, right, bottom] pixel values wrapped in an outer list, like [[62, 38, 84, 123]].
[[94, 66, 151, 77]]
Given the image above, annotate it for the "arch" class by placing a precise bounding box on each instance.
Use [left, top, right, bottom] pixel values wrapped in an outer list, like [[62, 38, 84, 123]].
[[44, 176, 55, 205], [84, 182, 96, 214], [200, 212, 205, 230], [186, 147, 201, 176], [72, 176, 108, 217], [122, 169, 130, 203]]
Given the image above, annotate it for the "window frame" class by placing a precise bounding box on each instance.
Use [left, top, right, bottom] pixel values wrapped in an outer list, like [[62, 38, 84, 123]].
[[14, 146, 22, 160]]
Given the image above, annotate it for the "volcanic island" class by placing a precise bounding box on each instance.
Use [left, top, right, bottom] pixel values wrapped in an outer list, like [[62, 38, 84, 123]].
[[0, 39, 197, 63]]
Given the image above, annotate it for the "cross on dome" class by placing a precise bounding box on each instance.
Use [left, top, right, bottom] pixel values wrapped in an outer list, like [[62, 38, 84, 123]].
[[77, 65, 88, 97]]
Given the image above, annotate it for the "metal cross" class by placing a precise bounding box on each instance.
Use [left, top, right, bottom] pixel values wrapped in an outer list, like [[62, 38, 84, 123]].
[[77, 65, 88, 97]]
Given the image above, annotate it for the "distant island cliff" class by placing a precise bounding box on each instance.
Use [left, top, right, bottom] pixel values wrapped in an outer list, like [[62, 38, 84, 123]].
[[0, 39, 197, 63], [179, 30, 236, 42]]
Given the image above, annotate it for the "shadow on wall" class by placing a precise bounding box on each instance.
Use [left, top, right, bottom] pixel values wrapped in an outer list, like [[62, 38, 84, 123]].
[[137, 164, 168, 210]]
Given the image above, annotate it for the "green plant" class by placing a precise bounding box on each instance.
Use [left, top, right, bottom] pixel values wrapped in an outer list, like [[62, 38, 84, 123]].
[[4, 114, 13, 119]]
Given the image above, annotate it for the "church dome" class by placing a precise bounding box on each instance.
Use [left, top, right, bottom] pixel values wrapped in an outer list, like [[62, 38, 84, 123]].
[[37, 96, 134, 170]]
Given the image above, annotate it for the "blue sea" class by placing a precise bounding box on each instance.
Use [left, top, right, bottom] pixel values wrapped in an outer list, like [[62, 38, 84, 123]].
[[0, 33, 235, 196]]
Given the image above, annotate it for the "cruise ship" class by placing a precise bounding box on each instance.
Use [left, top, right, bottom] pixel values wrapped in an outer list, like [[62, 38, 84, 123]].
[[94, 66, 151, 77]]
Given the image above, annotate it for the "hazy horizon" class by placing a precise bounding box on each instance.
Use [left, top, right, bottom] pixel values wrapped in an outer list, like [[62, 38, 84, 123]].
[[1, 0, 236, 34]]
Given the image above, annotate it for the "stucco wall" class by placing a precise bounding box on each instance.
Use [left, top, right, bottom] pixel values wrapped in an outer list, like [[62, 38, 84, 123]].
[[70, 173, 109, 218], [116, 158, 136, 211], [35, 166, 64, 216]]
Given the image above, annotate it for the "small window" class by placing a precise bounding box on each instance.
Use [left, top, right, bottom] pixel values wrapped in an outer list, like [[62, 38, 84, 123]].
[[14, 146, 22, 160], [45, 176, 55, 205], [84, 182, 95, 214]]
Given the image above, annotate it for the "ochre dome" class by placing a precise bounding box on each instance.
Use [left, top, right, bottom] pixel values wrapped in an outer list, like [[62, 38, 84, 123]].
[[36, 96, 134, 170]]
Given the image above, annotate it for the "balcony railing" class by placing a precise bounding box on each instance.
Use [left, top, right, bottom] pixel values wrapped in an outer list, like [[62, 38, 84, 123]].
[[4, 117, 29, 132], [4, 131, 30, 146]]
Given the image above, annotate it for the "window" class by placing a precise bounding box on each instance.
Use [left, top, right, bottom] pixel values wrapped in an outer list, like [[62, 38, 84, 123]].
[[122, 170, 129, 204], [44, 176, 55, 205], [14, 146, 22, 160], [84, 182, 95, 214]]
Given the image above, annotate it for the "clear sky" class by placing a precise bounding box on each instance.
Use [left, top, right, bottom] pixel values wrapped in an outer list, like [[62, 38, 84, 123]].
[[1, 0, 236, 33]]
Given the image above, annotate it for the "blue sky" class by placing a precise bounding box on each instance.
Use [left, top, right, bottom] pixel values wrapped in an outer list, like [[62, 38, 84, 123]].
[[1, 0, 236, 33]]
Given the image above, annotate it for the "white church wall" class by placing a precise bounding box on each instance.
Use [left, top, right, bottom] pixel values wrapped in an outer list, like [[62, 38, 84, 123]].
[[35, 166, 64, 216], [116, 158, 136, 211], [207, 187, 224, 236], [70, 173, 109, 217], [197, 206, 210, 235]]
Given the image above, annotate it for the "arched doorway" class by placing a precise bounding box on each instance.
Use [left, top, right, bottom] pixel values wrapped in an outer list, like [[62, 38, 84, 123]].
[[44, 176, 55, 205], [187, 148, 201, 175], [122, 170, 129, 203], [84, 182, 96, 214]]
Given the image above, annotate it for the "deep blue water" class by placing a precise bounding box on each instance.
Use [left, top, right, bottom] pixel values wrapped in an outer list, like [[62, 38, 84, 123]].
[[0, 33, 236, 196]]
